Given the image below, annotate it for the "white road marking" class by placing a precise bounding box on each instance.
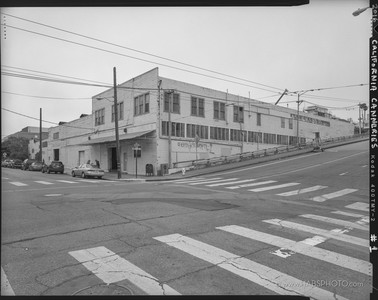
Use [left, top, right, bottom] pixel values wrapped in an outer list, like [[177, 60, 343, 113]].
[[249, 182, 300, 192], [69, 246, 180, 295], [172, 177, 222, 184], [189, 178, 239, 185], [45, 194, 63, 197], [217, 225, 371, 275], [9, 182, 28, 186], [2, 177, 9, 180], [1, 267, 15, 296], [300, 235, 327, 246], [331, 211, 366, 218], [56, 180, 79, 184], [263, 219, 367, 247], [34, 181, 54, 185], [300, 214, 368, 231], [361, 165, 368, 168], [154, 233, 348, 299], [345, 202, 369, 212], [311, 189, 358, 202], [276, 185, 328, 196], [206, 178, 257, 187], [226, 180, 276, 190], [77, 179, 103, 183], [339, 172, 348, 176]]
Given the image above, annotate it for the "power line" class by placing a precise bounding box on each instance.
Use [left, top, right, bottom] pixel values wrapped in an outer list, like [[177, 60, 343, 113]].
[[2, 23, 282, 94], [2, 91, 91, 100], [2, 12, 285, 92]]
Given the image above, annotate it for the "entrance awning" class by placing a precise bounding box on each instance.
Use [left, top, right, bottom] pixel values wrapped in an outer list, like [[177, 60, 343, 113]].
[[80, 129, 155, 145]]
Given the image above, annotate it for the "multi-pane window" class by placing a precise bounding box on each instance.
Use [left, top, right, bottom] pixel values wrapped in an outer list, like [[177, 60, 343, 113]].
[[53, 132, 59, 139], [95, 108, 105, 126], [191, 97, 205, 117], [187, 124, 209, 139], [230, 129, 247, 142], [289, 118, 293, 129], [257, 113, 262, 126], [210, 127, 229, 141], [161, 121, 185, 137], [277, 134, 289, 145], [281, 117, 285, 128], [164, 92, 180, 114], [112, 102, 124, 122], [233, 105, 244, 123], [213, 101, 226, 120], [247, 131, 263, 143], [263, 133, 277, 144], [134, 93, 150, 116]]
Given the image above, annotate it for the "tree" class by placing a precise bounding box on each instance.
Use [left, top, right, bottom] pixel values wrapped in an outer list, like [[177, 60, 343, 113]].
[[1, 136, 30, 160]]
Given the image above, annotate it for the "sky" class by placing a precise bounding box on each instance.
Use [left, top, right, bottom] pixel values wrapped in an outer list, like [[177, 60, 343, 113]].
[[0, 0, 371, 139]]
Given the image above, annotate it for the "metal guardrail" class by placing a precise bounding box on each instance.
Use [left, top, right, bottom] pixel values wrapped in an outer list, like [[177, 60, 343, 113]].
[[172, 133, 369, 170]]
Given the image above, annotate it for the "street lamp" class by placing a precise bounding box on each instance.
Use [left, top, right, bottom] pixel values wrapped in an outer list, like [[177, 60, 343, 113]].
[[96, 67, 121, 179], [352, 6, 370, 16], [294, 89, 313, 148]]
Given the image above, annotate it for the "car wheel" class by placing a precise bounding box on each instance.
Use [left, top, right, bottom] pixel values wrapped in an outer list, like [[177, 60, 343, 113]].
[[81, 172, 86, 178], [72, 171, 76, 177], [98, 177, 102, 180]]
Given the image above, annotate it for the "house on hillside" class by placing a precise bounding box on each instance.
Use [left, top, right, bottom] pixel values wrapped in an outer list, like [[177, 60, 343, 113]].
[[41, 68, 355, 175]]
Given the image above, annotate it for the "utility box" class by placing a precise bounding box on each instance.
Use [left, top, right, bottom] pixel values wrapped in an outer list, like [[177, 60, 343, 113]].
[[160, 163, 168, 176], [146, 164, 154, 176]]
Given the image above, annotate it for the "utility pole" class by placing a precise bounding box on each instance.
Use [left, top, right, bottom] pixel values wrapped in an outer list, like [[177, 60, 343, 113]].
[[358, 103, 362, 135], [113, 67, 121, 179], [40, 108, 42, 162], [167, 90, 174, 169]]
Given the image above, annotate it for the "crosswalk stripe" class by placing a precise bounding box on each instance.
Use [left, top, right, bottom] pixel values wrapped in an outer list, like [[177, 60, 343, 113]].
[[77, 179, 103, 183], [263, 219, 368, 247], [188, 178, 239, 185], [217, 225, 371, 275], [226, 180, 276, 190], [345, 202, 369, 212], [206, 178, 257, 187], [300, 214, 368, 231], [56, 180, 79, 184], [331, 211, 366, 218], [277, 185, 328, 196], [311, 189, 358, 202], [34, 181, 54, 185], [248, 182, 300, 192], [154, 234, 348, 299], [9, 182, 28, 186], [69, 246, 180, 295], [172, 177, 221, 184]]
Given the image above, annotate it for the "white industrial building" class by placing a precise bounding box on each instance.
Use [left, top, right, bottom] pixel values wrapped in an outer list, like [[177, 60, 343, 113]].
[[41, 68, 354, 175]]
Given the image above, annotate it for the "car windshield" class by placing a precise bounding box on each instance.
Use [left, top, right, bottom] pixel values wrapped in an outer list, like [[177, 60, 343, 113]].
[[90, 164, 99, 169]]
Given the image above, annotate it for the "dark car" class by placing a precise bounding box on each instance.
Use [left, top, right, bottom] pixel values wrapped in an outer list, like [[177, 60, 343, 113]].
[[22, 159, 36, 170], [10, 159, 23, 169], [29, 161, 43, 171], [42, 161, 64, 174]]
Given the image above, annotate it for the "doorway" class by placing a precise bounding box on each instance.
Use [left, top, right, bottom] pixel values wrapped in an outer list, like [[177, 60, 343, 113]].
[[110, 147, 117, 170]]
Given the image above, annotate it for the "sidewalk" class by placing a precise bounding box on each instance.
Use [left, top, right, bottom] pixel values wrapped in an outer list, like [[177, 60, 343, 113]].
[[101, 136, 368, 182]]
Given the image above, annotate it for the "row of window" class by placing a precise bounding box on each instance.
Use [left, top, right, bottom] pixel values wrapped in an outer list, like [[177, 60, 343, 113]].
[[161, 121, 306, 145]]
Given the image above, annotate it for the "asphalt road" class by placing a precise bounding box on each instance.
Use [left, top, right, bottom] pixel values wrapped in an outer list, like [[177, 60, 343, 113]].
[[1, 141, 371, 298]]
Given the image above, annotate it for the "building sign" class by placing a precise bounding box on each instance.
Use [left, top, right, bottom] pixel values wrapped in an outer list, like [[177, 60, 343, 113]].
[[175, 141, 209, 152]]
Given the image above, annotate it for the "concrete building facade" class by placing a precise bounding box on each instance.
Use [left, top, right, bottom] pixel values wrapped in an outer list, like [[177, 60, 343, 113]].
[[42, 68, 354, 175]]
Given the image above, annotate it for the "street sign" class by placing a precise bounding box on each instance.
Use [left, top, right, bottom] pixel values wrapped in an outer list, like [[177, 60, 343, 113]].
[[132, 143, 141, 158]]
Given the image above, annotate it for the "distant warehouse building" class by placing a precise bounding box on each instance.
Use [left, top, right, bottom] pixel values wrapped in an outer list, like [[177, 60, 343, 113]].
[[42, 68, 354, 175]]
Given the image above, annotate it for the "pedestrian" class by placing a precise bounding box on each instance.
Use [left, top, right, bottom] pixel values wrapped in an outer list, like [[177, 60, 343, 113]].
[[87, 159, 91, 164], [95, 159, 100, 168]]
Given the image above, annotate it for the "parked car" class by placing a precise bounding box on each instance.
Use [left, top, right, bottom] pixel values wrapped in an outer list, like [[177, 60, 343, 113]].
[[42, 161, 64, 174], [22, 159, 36, 170], [71, 164, 105, 179], [28, 161, 43, 171], [10, 159, 23, 169], [2, 159, 13, 167]]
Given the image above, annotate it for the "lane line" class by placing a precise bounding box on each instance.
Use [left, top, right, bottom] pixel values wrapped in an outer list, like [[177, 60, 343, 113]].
[[56, 180, 79, 184], [189, 178, 239, 185], [339, 172, 348, 176], [331, 211, 366, 218], [311, 189, 358, 202], [300, 214, 368, 231], [249, 182, 300, 192], [345, 202, 369, 212], [9, 182, 28, 186], [69, 246, 180, 295], [206, 178, 257, 187], [1, 267, 15, 296], [226, 180, 276, 190], [154, 234, 348, 299], [217, 225, 371, 275], [277, 185, 328, 196], [263, 219, 367, 247], [34, 181, 54, 185]]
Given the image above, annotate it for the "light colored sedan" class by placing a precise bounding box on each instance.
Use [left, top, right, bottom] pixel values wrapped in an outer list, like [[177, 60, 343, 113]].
[[71, 164, 105, 179]]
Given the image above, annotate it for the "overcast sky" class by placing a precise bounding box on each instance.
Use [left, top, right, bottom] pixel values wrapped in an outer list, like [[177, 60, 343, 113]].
[[1, 1, 371, 139]]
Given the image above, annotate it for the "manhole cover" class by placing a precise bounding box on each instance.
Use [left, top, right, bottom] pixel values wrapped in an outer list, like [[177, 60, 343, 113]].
[[73, 283, 133, 295]]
